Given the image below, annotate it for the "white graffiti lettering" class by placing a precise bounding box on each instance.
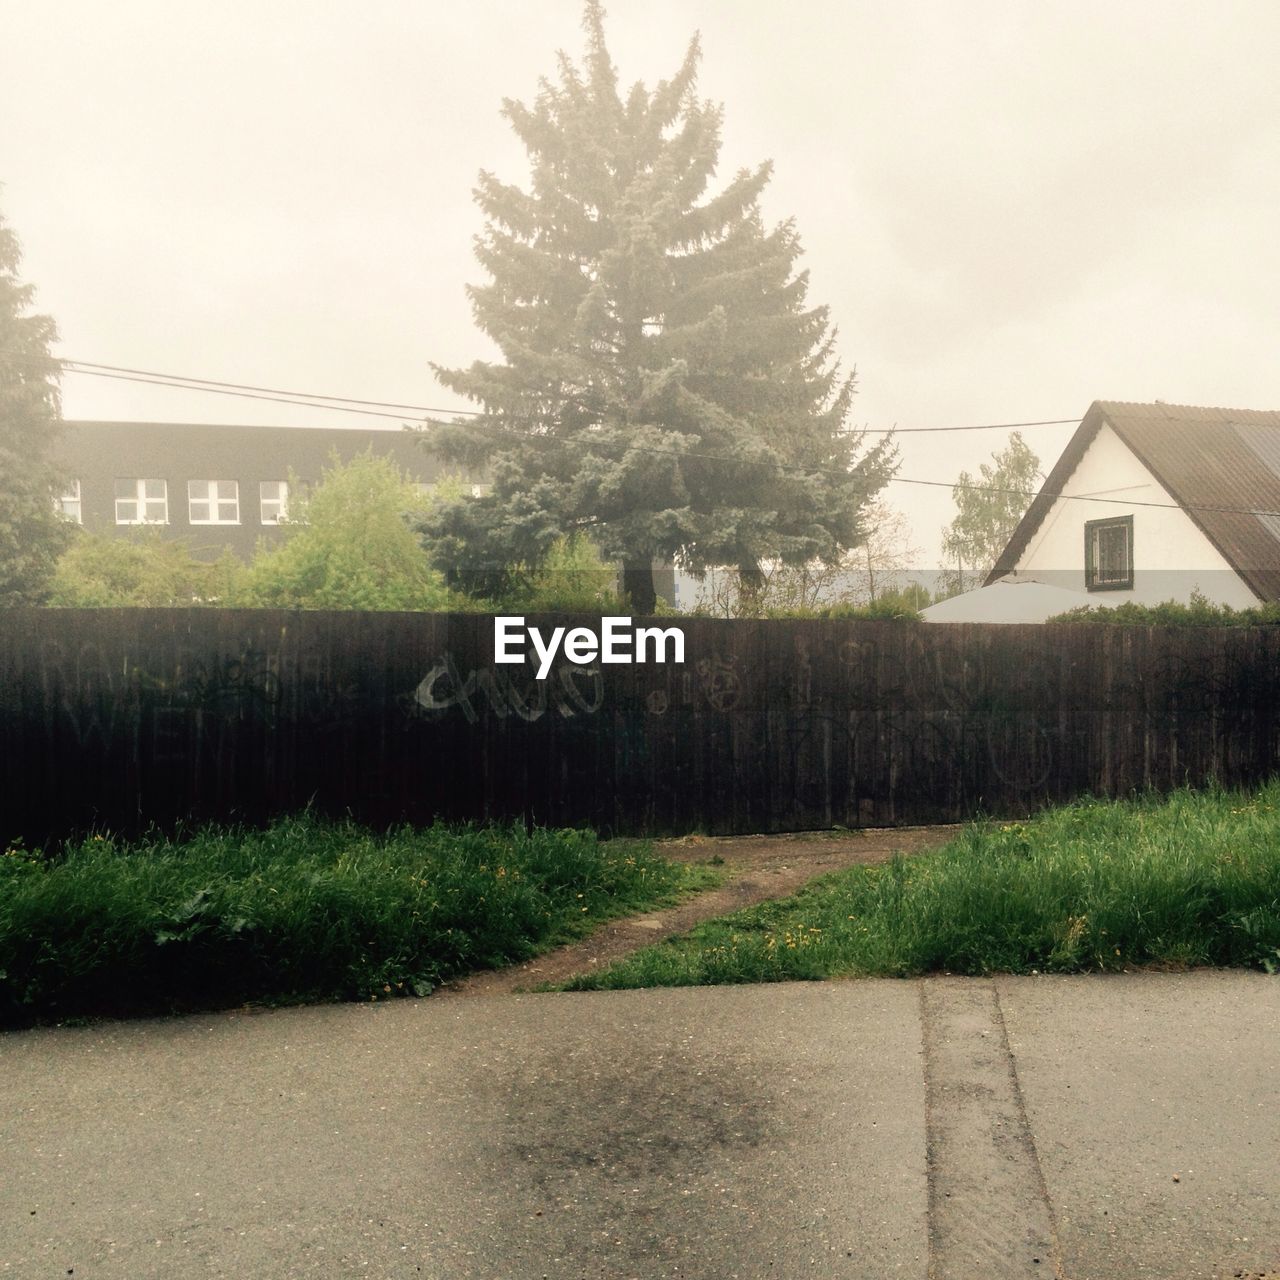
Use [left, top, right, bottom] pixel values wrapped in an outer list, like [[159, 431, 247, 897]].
[[415, 654, 604, 723]]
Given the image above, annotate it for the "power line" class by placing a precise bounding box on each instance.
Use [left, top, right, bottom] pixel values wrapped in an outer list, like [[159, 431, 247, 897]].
[[605, 443, 1280, 517], [58, 359, 1280, 518], [62, 360, 475, 416], [410, 412, 1280, 519], [67, 368, 419, 422], [60, 359, 1078, 434], [412, 419, 1280, 519], [875, 418, 1078, 434], [888, 474, 1280, 518]]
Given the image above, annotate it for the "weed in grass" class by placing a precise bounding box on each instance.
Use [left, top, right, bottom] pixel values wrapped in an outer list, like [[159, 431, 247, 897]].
[[0, 818, 714, 1027], [563, 784, 1280, 990]]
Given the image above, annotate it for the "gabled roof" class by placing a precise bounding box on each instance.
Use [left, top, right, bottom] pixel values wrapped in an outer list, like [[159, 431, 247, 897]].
[[987, 400, 1280, 600]]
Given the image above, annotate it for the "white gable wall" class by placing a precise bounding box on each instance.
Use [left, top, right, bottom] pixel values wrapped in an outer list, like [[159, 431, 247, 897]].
[[1013, 423, 1259, 607]]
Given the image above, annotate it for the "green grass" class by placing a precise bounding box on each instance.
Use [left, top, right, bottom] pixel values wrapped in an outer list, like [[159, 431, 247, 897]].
[[562, 785, 1280, 991], [0, 817, 718, 1026]]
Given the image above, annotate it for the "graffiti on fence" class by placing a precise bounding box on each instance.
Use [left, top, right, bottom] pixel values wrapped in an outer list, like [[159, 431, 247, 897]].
[[11, 611, 1280, 843], [697, 657, 742, 712], [36, 638, 368, 764], [414, 654, 604, 724]]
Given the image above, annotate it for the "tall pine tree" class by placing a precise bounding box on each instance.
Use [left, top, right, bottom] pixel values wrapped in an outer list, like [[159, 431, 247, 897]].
[[422, 2, 895, 612], [0, 209, 68, 604]]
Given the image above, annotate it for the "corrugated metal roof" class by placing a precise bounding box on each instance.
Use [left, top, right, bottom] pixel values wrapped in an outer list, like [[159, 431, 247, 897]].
[[989, 401, 1280, 600]]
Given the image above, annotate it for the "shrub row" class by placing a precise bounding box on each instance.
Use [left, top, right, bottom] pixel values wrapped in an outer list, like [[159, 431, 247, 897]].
[[565, 785, 1280, 989], [0, 817, 709, 1025]]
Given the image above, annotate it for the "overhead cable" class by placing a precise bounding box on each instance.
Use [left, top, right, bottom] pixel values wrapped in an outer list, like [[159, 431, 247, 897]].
[[60, 360, 1280, 517], [59, 360, 1078, 433]]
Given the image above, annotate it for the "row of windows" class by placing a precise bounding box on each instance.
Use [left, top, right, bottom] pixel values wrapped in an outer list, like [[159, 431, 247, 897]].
[[57, 480, 289, 527]]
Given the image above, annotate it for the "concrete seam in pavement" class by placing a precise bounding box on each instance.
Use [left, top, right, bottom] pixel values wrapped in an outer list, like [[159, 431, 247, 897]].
[[920, 976, 1063, 1280], [920, 980, 942, 1280], [992, 981, 1065, 1279]]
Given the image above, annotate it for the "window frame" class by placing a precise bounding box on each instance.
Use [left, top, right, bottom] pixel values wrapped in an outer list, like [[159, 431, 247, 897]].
[[1084, 514, 1134, 592], [115, 478, 168, 525], [188, 479, 241, 525], [259, 479, 288, 525], [56, 479, 82, 524]]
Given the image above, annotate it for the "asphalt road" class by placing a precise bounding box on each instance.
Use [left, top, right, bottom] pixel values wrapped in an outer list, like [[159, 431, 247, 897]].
[[2, 973, 1277, 1279]]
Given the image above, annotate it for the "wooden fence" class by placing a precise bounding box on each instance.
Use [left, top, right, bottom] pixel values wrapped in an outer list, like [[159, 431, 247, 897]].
[[3, 609, 1279, 844]]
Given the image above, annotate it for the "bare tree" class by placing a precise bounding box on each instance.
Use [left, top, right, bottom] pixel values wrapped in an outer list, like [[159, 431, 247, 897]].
[[683, 500, 921, 615]]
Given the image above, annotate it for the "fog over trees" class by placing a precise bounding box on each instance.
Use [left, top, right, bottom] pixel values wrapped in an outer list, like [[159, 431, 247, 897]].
[[0, 208, 70, 604], [420, 1, 896, 613]]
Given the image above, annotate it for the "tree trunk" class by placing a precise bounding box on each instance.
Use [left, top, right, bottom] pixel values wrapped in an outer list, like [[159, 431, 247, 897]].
[[623, 558, 657, 614], [738, 561, 766, 616]]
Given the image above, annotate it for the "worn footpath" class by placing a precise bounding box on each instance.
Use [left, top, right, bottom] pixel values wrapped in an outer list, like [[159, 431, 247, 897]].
[[441, 825, 958, 997]]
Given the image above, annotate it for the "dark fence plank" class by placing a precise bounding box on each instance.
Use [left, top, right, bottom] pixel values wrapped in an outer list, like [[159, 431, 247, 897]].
[[4, 609, 1280, 845]]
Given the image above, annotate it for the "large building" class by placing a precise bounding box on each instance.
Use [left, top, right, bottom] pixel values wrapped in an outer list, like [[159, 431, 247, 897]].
[[53, 420, 464, 560]]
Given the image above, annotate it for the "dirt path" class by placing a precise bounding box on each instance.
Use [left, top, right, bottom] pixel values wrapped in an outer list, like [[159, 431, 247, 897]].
[[438, 825, 960, 997]]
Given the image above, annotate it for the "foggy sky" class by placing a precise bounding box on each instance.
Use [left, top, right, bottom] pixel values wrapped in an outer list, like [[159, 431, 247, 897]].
[[4, 0, 1278, 564]]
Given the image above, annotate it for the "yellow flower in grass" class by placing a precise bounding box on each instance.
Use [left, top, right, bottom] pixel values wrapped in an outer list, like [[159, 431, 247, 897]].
[[1062, 915, 1088, 946]]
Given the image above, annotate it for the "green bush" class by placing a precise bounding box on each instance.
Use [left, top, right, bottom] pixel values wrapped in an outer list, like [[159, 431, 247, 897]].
[[48, 529, 239, 606], [231, 452, 456, 610], [1047, 590, 1280, 627], [492, 535, 626, 613], [0, 817, 713, 1025], [564, 784, 1280, 990]]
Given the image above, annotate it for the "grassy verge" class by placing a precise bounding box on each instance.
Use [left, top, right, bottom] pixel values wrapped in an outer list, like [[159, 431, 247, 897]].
[[0, 817, 718, 1026], [562, 785, 1280, 991]]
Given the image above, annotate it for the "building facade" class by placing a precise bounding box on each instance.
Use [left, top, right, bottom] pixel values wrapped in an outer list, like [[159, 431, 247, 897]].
[[54, 420, 462, 561]]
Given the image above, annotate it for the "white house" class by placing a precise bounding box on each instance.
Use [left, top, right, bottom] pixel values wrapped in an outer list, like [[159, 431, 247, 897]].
[[984, 400, 1280, 609]]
